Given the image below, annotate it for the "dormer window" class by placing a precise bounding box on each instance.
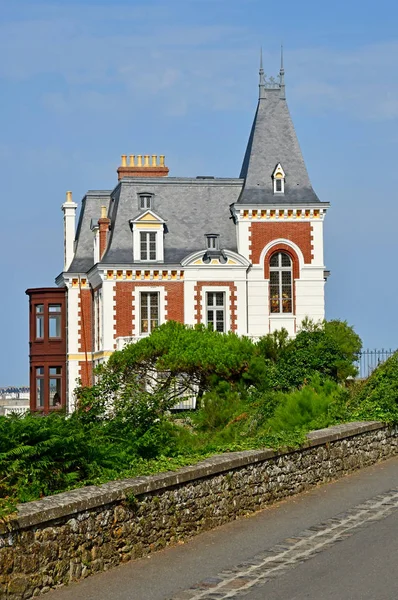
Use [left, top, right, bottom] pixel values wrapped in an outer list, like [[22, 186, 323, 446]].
[[205, 234, 220, 250], [272, 163, 285, 194], [139, 194, 152, 210]]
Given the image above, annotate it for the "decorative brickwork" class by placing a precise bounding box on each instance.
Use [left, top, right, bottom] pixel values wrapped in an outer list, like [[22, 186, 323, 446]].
[[78, 360, 92, 388], [127, 281, 184, 335], [78, 288, 93, 386], [263, 243, 300, 280], [249, 222, 313, 265], [114, 282, 134, 338], [194, 281, 238, 331]]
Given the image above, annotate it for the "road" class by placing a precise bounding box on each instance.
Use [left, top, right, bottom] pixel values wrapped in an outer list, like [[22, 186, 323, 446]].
[[46, 456, 398, 600]]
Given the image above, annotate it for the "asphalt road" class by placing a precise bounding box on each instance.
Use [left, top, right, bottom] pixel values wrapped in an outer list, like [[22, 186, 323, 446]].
[[46, 456, 398, 600]]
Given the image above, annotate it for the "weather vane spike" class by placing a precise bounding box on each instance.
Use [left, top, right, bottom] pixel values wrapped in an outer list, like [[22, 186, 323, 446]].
[[259, 47, 266, 99], [279, 44, 286, 99]]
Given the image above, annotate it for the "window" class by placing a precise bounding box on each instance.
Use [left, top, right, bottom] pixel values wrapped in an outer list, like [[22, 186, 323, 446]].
[[35, 304, 44, 339], [269, 252, 293, 314], [140, 232, 157, 261], [272, 163, 285, 194], [49, 367, 62, 408], [273, 176, 284, 193], [140, 292, 159, 334], [36, 367, 44, 408], [139, 195, 152, 210], [207, 292, 225, 332], [49, 304, 62, 338]]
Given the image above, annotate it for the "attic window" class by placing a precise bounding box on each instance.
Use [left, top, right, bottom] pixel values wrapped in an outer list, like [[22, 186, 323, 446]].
[[205, 234, 219, 250], [139, 194, 152, 210], [272, 163, 285, 194]]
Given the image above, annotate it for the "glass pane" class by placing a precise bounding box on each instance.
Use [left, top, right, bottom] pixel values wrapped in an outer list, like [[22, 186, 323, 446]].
[[150, 305, 158, 320], [207, 293, 214, 306], [270, 271, 279, 284], [49, 378, 62, 407], [215, 293, 224, 306], [216, 321, 224, 332], [276, 179, 282, 191], [207, 310, 214, 323], [281, 253, 291, 267], [216, 310, 224, 321], [270, 254, 279, 267], [36, 315, 44, 338], [36, 366, 44, 376], [282, 271, 291, 284], [149, 249, 156, 260], [49, 304, 61, 313], [36, 304, 44, 314], [270, 285, 280, 313], [49, 366, 61, 376], [141, 294, 148, 308], [49, 315, 61, 337], [141, 318, 148, 333], [149, 233, 156, 242], [282, 299, 292, 313], [149, 292, 158, 306], [36, 377, 44, 408]]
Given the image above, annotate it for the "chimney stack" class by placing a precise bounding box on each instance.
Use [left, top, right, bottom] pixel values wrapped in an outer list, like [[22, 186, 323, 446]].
[[98, 205, 111, 260], [62, 191, 78, 271], [117, 154, 169, 180]]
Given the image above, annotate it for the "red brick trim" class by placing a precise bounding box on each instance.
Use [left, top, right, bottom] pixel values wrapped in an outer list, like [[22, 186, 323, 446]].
[[194, 281, 237, 332], [249, 222, 313, 265], [263, 244, 298, 316], [263, 244, 300, 280], [128, 281, 184, 336]]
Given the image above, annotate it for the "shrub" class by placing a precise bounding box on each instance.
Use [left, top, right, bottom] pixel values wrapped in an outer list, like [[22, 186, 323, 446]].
[[266, 377, 341, 433], [347, 352, 398, 423]]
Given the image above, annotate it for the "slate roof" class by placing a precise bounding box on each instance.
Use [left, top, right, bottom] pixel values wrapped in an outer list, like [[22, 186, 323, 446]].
[[67, 178, 242, 272], [103, 178, 242, 265], [238, 88, 320, 205], [66, 63, 324, 275]]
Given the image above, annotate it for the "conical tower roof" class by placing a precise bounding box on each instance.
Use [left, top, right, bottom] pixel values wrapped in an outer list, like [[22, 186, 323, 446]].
[[238, 54, 320, 205]]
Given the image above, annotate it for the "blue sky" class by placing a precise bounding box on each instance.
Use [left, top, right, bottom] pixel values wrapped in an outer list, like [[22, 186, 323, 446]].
[[1, 0, 398, 385]]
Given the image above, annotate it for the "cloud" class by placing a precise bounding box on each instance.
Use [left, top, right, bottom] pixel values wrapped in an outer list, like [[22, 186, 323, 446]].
[[2, 4, 398, 120]]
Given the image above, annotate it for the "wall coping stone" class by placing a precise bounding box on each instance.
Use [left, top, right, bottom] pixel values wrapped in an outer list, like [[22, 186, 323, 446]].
[[3, 420, 384, 532]]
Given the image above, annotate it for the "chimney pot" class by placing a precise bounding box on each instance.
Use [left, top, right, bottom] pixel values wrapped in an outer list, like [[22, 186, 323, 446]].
[[144, 155, 150, 167], [151, 154, 157, 167], [121, 155, 127, 167], [129, 154, 135, 167]]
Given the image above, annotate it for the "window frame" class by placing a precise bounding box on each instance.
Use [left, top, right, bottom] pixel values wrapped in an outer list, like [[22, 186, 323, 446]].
[[206, 291, 226, 332], [138, 194, 153, 210], [140, 231, 157, 261], [269, 252, 293, 314], [139, 291, 160, 335], [48, 304, 62, 339], [35, 304, 44, 340], [273, 176, 284, 194], [35, 366, 45, 409]]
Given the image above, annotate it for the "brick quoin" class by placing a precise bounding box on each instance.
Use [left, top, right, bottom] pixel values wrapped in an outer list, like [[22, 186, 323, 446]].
[[79, 361, 93, 388], [194, 281, 238, 332], [78, 288, 93, 386], [115, 282, 134, 337], [128, 281, 184, 335], [249, 222, 313, 265]]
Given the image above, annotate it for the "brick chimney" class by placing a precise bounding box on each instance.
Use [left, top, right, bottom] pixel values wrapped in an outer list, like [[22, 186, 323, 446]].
[[117, 154, 169, 180], [98, 206, 110, 260]]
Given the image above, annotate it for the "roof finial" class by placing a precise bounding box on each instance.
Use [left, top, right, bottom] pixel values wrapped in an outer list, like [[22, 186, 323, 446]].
[[279, 44, 285, 99], [259, 47, 266, 99]]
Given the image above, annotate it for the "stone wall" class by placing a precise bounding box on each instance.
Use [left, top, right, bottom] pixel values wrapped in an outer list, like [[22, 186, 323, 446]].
[[1, 421, 397, 599]]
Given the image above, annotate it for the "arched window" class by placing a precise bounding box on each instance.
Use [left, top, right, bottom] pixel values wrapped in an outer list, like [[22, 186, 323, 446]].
[[269, 252, 293, 314]]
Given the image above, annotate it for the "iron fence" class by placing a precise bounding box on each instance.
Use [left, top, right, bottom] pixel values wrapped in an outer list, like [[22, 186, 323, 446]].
[[356, 349, 396, 380]]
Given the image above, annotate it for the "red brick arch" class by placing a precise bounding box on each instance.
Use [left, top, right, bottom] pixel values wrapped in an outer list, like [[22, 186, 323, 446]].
[[263, 243, 300, 280]]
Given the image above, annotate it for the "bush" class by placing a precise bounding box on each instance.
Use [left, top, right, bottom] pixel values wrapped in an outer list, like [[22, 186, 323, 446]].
[[266, 377, 341, 433], [347, 352, 398, 423]]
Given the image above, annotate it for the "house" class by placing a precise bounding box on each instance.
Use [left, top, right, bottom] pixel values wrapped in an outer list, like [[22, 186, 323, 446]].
[[26, 54, 329, 413]]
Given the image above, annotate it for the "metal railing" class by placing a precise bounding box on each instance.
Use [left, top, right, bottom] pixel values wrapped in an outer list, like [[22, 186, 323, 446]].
[[356, 349, 396, 380]]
